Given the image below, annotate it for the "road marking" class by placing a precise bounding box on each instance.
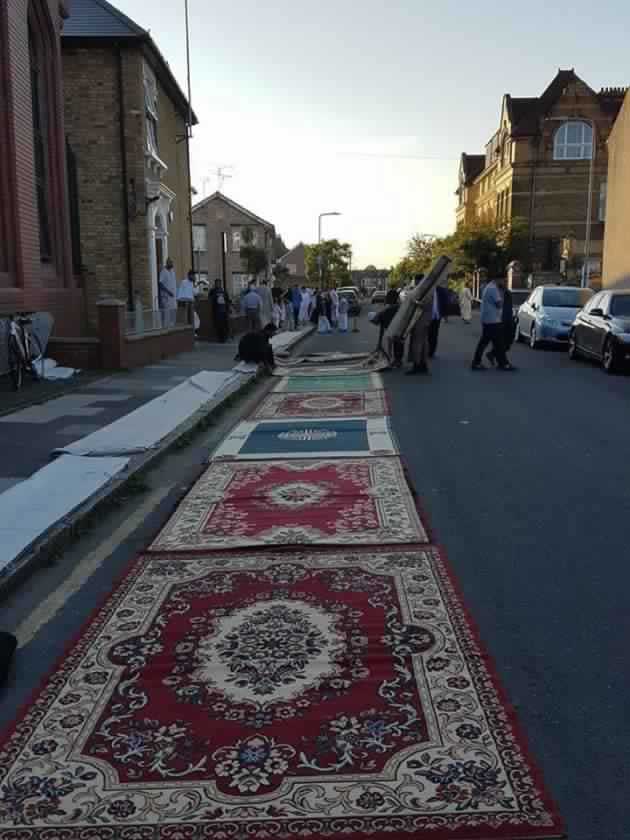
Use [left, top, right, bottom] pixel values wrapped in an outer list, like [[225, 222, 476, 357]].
[[16, 483, 173, 648]]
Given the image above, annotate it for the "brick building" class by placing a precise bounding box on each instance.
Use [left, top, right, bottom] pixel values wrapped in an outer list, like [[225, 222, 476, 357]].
[[61, 0, 196, 331], [456, 70, 626, 284], [276, 242, 306, 285], [191, 192, 275, 298], [602, 88, 630, 289], [0, 0, 83, 336]]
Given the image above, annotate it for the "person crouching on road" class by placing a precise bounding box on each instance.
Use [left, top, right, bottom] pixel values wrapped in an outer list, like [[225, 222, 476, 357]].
[[235, 323, 277, 374], [471, 277, 516, 371]]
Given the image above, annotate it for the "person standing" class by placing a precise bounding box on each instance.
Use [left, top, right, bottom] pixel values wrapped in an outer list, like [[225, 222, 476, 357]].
[[460, 282, 473, 324], [177, 269, 196, 324], [487, 281, 516, 365], [158, 257, 177, 327], [337, 295, 349, 332], [406, 297, 433, 375], [428, 284, 449, 358], [291, 285, 302, 330], [330, 287, 339, 328], [471, 278, 516, 371], [209, 279, 231, 342], [298, 286, 310, 325], [242, 284, 262, 331], [258, 279, 273, 327]]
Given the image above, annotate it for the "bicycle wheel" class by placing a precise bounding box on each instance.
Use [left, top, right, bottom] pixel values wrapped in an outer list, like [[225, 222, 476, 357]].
[[28, 333, 44, 380], [8, 337, 23, 391]]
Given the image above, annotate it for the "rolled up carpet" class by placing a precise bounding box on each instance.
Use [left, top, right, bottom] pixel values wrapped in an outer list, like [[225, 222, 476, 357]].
[[0, 632, 17, 685]]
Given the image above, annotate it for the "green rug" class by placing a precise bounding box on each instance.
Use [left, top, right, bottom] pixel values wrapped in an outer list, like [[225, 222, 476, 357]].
[[284, 374, 374, 392]]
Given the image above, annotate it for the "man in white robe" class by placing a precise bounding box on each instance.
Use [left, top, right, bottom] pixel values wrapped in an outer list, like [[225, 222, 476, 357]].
[[258, 280, 274, 328], [158, 258, 178, 328]]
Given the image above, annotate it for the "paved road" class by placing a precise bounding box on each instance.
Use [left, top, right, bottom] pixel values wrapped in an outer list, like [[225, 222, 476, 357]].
[[1, 312, 628, 838], [300, 311, 630, 839]]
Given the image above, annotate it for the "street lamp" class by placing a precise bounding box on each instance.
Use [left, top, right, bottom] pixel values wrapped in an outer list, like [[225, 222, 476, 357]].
[[318, 211, 341, 289]]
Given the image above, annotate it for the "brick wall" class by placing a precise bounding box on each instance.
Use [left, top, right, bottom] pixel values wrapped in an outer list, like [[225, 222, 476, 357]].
[[158, 78, 193, 285], [603, 92, 630, 288], [191, 196, 274, 297], [0, 0, 84, 336]]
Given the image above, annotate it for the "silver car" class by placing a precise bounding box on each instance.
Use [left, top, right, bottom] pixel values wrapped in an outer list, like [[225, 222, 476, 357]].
[[516, 286, 593, 349]]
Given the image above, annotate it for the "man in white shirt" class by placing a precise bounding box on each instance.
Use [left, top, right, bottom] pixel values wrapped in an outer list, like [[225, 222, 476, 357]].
[[471, 278, 516, 371], [158, 258, 178, 328], [242, 285, 262, 331]]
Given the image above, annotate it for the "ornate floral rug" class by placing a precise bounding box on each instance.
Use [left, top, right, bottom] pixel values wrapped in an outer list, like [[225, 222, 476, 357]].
[[212, 418, 397, 460], [252, 391, 389, 420], [274, 373, 383, 393], [150, 458, 425, 551], [0, 548, 563, 839]]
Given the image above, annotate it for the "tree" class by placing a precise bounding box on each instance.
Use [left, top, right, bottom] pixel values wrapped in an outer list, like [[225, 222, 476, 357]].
[[240, 227, 268, 282], [390, 218, 529, 286], [304, 239, 352, 288], [272, 234, 289, 261]]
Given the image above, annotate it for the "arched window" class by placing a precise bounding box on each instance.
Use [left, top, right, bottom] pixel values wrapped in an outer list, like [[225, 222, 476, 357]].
[[28, 17, 52, 261], [554, 121, 593, 161]]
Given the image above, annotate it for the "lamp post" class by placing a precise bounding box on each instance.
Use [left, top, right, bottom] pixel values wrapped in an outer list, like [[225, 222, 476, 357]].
[[318, 211, 341, 288]]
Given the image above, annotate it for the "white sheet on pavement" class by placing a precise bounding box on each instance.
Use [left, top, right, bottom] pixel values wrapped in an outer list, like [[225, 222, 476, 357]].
[[53, 370, 245, 457], [0, 455, 129, 575], [35, 358, 80, 380], [271, 326, 313, 352]]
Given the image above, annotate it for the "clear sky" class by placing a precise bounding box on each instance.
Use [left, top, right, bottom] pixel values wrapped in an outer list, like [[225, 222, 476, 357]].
[[114, 0, 628, 268]]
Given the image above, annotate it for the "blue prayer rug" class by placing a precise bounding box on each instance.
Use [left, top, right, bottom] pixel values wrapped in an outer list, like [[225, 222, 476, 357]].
[[212, 418, 397, 460]]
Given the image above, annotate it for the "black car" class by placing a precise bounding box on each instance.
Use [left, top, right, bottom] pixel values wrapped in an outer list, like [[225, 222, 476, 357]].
[[569, 289, 630, 373]]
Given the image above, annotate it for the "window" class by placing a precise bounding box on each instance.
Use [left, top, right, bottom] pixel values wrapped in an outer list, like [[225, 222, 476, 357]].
[[610, 295, 630, 317], [66, 138, 81, 275], [29, 24, 52, 261], [192, 224, 207, 252], [553, 121, 593, 160], [584, 293, 602, 313], [599, 180, 607, 222], [232, 230, 241, 252], [144, 64, 159, 157]]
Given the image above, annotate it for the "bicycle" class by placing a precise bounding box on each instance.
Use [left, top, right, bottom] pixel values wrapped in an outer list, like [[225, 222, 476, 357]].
[[6, 313, 44, 391]]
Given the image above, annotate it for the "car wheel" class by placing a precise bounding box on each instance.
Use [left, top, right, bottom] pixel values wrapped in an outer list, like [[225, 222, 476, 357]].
[[603, 338, 619, 374], [529, 326, 539, 349], [568, 331, 580, 361]]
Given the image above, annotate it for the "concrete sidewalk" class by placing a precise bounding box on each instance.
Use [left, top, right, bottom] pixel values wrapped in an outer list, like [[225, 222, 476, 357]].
[[0, 328, 313, 597], [0, 341, 240, 492]]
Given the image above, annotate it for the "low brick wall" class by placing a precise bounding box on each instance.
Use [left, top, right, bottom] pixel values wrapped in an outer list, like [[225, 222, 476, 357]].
[[123, 325, 194, 368], [97, 300, 194, 370], [195, 299, 248, 341], [47, 337, 102, 370]]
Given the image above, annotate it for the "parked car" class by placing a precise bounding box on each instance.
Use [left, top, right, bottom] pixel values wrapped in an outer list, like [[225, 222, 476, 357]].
[[339, 290, 361, 316], [338, 286, 361, 299], [516, 286, 593, 348], [569, 289, 630, 373], [371, 289, 386, 304]]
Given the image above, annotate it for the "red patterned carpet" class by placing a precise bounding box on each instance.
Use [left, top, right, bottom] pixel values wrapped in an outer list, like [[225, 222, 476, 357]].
[[151, 457, 426, 551], [251, 390, 390, 420], [0, 548, 563, 839]]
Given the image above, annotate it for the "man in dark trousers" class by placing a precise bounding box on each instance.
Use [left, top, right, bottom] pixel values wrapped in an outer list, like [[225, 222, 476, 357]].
[[471, 278, 516, 371], [209, 279, 231, 342], [236, 323, 277, 373], [427, 284, 450, 358], [487, 280, 515, 366]]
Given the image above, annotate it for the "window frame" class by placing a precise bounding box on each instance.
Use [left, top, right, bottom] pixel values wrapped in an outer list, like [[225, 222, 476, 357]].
[[553, 121, 594, 161], [192, 224, 207, 253]]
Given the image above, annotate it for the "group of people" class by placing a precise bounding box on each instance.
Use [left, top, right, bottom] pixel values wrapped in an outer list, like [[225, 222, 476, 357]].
[[370, 273, 516, 375], [158, 259, 197, 326], [312, 289, 350, 334]]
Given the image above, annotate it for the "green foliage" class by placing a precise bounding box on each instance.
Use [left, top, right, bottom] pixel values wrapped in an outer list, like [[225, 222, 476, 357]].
[[240, 226, 268, 280], [304, 239, 352, 287], [391, 218, 529, 282]]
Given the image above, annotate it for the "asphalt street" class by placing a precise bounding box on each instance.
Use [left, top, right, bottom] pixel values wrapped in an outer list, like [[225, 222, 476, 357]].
[[1, 313, 629, 839], [300, 311, 630, 840]]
